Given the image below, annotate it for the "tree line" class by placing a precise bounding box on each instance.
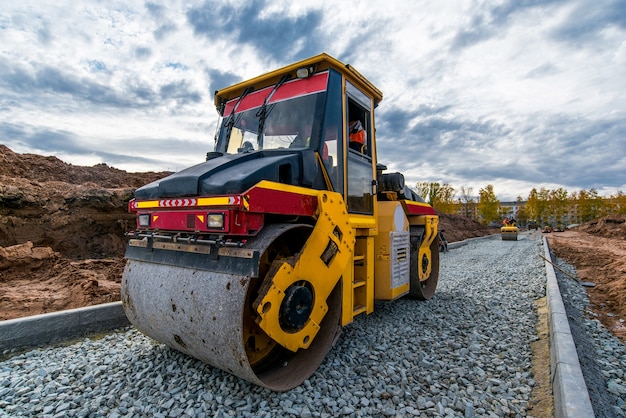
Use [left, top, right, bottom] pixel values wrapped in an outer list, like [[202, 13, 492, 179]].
[[415, 182, 626, 226]]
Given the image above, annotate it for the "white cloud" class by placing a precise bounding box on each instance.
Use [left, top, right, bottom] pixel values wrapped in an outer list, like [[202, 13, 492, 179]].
[[0, 0, 625, 202]]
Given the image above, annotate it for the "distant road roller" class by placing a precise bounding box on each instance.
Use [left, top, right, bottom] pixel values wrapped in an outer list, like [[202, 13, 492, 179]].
[[122, 53, 440, 391], [501, 218, 519, 240]]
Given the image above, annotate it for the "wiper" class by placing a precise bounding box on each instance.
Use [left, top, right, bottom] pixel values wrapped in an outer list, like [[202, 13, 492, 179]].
[[256, 74, 290, 148], [224, 86, 254, 145]]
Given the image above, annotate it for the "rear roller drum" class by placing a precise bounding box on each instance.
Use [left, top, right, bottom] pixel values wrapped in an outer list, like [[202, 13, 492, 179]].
[[408, 233, 440, 300]]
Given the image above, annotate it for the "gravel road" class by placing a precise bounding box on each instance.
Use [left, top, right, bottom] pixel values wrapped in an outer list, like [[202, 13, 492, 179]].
[[1, 234, 557, 417]]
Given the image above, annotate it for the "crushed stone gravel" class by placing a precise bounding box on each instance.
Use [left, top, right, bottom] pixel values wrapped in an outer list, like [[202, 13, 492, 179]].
[[3, 233, 616, 417]]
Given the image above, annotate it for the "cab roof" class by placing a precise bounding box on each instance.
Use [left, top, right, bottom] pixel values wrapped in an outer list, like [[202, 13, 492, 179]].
[[214, 53, 383, 113]]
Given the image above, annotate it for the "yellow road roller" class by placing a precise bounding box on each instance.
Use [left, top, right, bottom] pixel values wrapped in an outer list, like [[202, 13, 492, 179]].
[[122, 53, 440, 391], [501, 219, 519, 240]]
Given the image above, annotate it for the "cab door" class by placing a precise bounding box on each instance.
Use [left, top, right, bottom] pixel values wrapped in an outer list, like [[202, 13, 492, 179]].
[[345, 81, 376, 216]]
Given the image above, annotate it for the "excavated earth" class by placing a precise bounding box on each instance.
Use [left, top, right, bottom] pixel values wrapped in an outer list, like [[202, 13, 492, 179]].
[[0, 145, 168, 320], [2, 144, 624, 347], [546, 214, 626, 342]]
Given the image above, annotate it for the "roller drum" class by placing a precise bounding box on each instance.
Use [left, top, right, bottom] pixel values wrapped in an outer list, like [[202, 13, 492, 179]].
[[121, 224, 342, 391], [122, 260, 260, 383]]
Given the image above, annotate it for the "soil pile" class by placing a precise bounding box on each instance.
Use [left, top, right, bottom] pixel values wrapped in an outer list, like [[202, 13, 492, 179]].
[[0, 145, 169, 319], [0, 242, 122, 319], [437, 211, 496, 243], [575, 213, 626, 239], [546, 214, 626, 341]]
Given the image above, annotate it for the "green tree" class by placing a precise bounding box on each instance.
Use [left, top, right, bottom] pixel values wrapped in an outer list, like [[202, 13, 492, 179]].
[[478, 184, 500, 225]]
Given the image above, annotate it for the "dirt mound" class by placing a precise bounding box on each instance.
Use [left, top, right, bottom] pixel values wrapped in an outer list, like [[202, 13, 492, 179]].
[[547, 225, 626, 341], [0, 145, 170, 259], [573, 214, 626, 239], [0, 242, 124, 320], [437, 212, 496, 243], [0, 145, 169, 320], [0, 144, 165, 188]]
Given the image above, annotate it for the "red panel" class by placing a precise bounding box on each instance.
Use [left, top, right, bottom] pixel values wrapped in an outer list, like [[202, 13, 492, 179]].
[[229, 212, 264, 236], [223, 72, 329, 114], [245, 186, 318, 216], [134, 208, 266, 236], [404, 202, 437, 216]]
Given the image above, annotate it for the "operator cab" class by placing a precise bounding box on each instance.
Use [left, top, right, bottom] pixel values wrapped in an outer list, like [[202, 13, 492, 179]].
[[214, 54, 379, 216]]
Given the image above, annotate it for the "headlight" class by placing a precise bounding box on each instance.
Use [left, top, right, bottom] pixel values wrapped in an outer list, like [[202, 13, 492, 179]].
[[207, 213, 225, 229], [296, 66, 314, 78], [138, 214, 150, 227]]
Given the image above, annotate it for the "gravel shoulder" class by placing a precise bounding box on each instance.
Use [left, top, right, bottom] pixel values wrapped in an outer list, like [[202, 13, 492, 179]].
[[1, 233, 550, 417], [546, 227, 626, 341], [550, 254, 626, 418]]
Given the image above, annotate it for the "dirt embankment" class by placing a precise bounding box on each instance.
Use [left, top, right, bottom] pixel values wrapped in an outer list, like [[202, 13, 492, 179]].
[[546, 214, 626, 342], [437, 211, 497, 243], [0, 145, 169, 320]]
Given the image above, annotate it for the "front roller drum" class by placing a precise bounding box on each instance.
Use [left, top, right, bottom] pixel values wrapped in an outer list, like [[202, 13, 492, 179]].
[[501, 232, 518, 241], [121, 225, 342, 392]]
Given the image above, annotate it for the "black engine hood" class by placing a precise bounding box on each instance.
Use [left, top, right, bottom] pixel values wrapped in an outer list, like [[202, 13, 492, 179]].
[[134, 150, 320, 200]]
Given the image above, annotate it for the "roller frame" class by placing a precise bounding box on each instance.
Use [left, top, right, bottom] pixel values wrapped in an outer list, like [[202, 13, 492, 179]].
[[253, 191, 355, 351]]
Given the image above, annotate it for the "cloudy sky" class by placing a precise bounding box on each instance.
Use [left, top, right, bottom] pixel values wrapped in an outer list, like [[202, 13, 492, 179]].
[[1, 0, 625, 201]]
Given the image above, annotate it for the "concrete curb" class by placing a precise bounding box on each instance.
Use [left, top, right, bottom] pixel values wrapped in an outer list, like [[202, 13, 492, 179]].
[[543, 237, 595, 418], [447, 233, 499, 250], [0, 301, 129, 353]]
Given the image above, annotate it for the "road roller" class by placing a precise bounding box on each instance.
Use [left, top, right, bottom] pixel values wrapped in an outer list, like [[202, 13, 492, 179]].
[[122, 53, 440, 391], [501, 218, 519, 241]]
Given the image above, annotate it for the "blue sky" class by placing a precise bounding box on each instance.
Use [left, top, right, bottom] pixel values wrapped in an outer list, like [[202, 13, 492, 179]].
[[1, 0, 625, 201]]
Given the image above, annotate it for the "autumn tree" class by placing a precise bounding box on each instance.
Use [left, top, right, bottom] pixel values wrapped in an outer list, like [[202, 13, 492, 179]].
[[526, 188, 553, 224], [607, 191, 626, 214], [523, 187, 622, 226], [459, 186, 476, 219], [415, 182, 456, 213], [549, 188, 569, 227], [524, 187, 550, 225], [576, 189, 603, 222], [539, 187, 552, 225], [478, 184, 500, 225], [515, 195, 529, 225], [526, 188, 540, 222]]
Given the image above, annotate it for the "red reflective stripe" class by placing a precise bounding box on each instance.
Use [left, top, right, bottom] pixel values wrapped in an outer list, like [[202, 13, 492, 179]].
[[224, 72, 328, 114], [158, 198, 198, 207]]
